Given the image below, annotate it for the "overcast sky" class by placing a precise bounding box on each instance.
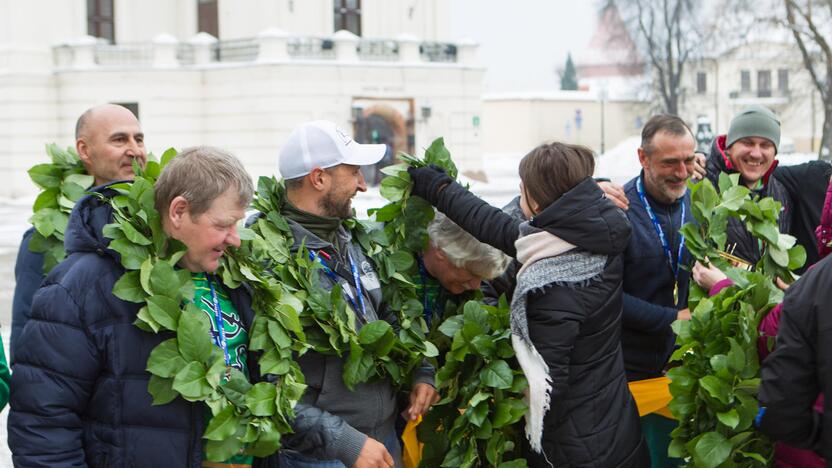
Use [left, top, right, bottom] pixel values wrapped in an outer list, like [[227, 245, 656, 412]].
[[449, 0, 599, 93]]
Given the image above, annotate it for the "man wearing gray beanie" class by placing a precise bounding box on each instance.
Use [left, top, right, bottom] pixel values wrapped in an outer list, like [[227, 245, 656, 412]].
[[704, 105, 791, 266]]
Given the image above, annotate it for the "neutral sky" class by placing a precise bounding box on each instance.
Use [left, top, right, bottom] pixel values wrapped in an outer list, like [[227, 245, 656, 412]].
[[449, 0, 599, 93]]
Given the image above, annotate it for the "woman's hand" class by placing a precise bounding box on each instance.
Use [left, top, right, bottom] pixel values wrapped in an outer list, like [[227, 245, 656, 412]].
[[692, 260, 727, 291], [408, 165, 452, 205]]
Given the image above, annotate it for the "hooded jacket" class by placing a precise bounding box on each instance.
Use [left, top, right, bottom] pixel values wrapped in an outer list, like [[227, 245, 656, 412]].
[[432, 178, 648, 467], [706, 135, 792, 265], [7, 186, 269, 468]]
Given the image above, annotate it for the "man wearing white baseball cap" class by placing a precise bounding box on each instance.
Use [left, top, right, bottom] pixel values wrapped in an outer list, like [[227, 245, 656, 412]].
[[275, 120, 437, 468]]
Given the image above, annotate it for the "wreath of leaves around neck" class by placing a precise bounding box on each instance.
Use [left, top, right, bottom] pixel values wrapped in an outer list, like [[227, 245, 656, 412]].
[[105, 149, 302, 462], [667, 173, 806, 467], [28, 144, 94, 273], [370, 139, 529, 467]]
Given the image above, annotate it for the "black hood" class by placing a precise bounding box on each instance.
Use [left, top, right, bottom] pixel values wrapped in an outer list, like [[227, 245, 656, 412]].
[[530, 177, 631, 255], [64, 183, 119, 259]]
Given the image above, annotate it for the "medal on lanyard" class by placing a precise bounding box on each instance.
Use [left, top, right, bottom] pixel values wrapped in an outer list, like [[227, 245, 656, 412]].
[[207, 275, 232, 382], [637, 176, 686, 307]]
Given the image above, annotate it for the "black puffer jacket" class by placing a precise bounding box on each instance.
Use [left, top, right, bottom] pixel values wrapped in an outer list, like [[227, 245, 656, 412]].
[[8, 186, 273, 468], [759, 252, 832, 459], [431, 178, 649, 468], [706, 135, 792, 265]]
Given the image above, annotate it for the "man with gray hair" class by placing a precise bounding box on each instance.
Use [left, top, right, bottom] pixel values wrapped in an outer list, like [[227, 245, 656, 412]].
[[417, 213, 509, 325], [9, 147, 271, 467]]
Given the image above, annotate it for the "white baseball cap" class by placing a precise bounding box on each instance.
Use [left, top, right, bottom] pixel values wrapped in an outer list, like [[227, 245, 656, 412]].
[[278, 120, 387, 179]]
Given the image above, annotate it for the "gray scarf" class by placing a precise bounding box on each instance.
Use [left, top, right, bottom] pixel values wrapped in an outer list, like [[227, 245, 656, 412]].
[[510, 221, 607, 457]]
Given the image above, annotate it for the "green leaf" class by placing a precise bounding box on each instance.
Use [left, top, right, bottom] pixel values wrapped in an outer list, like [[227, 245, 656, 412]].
[[150, 260, 183, 298], [146, 339, 187, 378], [147, 295, 181, 331], [160, 147, 178, 168], [148, 374, 178, 405], [205, 437, 244, 463], [177, 305, 213, 362], [343, 342, 375, 390], [358, 320, 396, 356], [109, 238, 150, 269], [692, 431, 732, 468], [480, 360, 513, 389], [113, 271, 146, 303], [788, 244, 807, 270], [699, 375, 731, 405], [387, 251, 414, 271], [716, 409, 740, 430], [120, 221, 152, 246], [28, 164, 62, 189], [172, 361, 212, 400], [245, 382, 277, 416], [204, 404, 241, 441]]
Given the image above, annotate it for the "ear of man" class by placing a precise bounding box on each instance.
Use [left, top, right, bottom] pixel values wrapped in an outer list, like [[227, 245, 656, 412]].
[[167, 195, 191, 229], [307, 167, 332, 192]]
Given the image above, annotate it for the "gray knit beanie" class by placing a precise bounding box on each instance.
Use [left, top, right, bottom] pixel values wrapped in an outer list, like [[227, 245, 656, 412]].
[[726, 105, 781, 153]]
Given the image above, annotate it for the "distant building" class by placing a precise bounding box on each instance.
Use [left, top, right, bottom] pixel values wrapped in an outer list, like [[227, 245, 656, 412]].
[[0, 0, 484, 197], [681, 40, 823, 153]]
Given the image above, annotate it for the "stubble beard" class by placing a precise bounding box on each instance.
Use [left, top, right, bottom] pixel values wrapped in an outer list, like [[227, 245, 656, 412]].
[[321, 189, 353, 219]]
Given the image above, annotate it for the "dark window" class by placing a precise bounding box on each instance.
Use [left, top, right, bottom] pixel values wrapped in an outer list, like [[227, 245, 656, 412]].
[[87, 0, 115, 43], [198, 0, 219, 38], [334, 0, 361, 36], [778, 69, 789, 92], [112, 102, 139, 120], [758, 69, 772, 98], [740, 70, 751, 93], [696, 72, 707, 94]]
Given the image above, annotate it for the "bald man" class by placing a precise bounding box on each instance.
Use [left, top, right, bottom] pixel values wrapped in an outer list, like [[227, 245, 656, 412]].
[[11, 104, 146, 361]]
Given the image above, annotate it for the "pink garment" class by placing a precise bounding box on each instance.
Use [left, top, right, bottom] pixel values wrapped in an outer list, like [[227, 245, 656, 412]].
[[707, 280, 825, 467]]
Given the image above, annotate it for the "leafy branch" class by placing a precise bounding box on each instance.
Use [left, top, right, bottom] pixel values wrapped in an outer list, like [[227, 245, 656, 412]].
[[668, 174, 805, 467], [27, 144, 93, 272]]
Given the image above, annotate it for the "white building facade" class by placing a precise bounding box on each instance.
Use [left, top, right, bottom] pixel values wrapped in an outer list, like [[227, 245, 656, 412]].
[[0, 0, 484, 198], [680, 41, 824, 153]]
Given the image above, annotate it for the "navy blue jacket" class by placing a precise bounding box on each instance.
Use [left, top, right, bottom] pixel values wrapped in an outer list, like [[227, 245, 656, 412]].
[[621, 174, 692, 381], [8, 187, 267, 468], [10, 227, 44, 364]]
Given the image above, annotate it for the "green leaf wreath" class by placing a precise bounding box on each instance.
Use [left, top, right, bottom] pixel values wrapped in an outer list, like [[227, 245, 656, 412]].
[[28, 144, 93, 272], [103, 149, 303, 461], [668, 173, 806, 467]]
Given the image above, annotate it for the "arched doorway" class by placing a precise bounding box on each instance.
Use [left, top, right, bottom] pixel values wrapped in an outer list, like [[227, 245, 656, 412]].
[[352, 100, 414, 186]]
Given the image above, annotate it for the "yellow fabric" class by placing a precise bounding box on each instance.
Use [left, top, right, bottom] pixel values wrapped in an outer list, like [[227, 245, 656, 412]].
[[628, 376, 675, 419], [402, 417, 423, 468]]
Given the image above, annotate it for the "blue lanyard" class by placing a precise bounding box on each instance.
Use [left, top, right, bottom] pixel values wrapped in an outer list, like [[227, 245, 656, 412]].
[[416, 255, 433, 326], [309, 250, 367, 320], [636, 176, 686, 281], [206, 275, 232, 378]]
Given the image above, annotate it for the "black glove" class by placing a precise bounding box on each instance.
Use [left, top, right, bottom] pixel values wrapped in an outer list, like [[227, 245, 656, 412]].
[[408, 164, 453, 205]]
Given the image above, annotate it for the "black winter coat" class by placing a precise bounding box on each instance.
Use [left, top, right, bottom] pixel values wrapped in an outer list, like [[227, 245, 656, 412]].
[[772, 161, 832, 272], [706, 135, 792, 266], [759, 252, 832, 460], [8, 187, 270, 468], [432, 178, 649, 468]]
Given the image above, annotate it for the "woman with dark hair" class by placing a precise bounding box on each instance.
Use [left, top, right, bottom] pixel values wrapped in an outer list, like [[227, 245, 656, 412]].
[[409, 142, 648, 467]]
